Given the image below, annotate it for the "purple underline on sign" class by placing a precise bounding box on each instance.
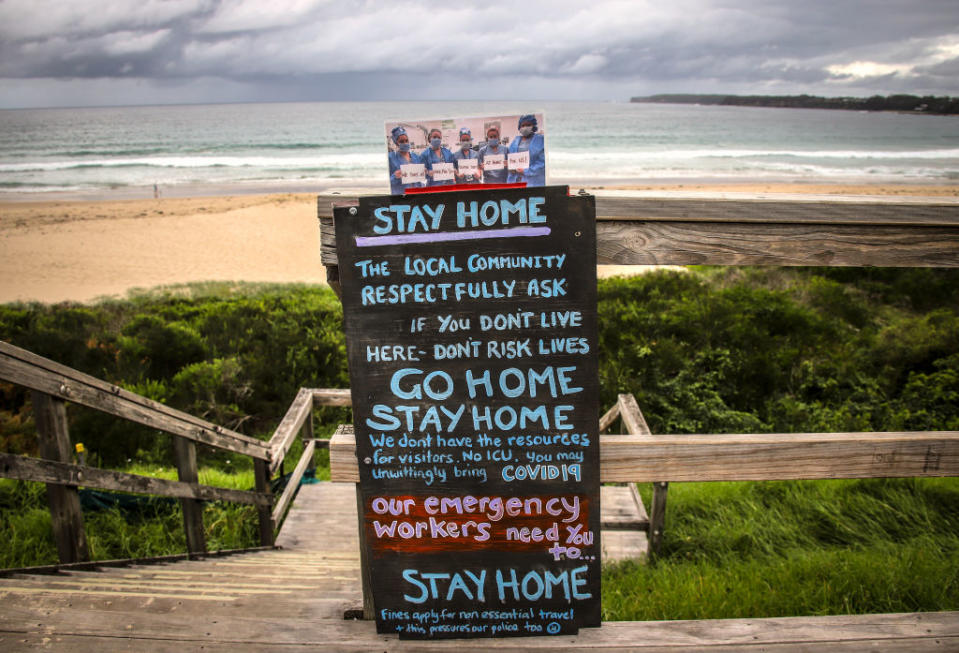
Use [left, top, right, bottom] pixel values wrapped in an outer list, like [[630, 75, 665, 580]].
[[355, 226, 551, 247]]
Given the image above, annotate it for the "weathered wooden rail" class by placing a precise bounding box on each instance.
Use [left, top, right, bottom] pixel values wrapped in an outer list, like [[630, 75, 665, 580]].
[[329, 427, 959, 483], [315, 193, 959, 275], [0, 340, 350, 566]]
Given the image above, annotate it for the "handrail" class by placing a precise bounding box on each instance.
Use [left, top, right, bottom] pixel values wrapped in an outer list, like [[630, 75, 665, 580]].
[[0, 453, 270, 506], [271, 439, 316, 524], [328, 425, 959, 483], [0, 341, 269, 459], [317, 194, 959, 269], [0, 340, 285, 564], [0, 337, 348, 567], [268, 388, 314, 475]]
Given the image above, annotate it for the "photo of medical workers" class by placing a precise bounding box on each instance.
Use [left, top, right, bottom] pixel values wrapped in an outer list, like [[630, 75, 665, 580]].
[[384, 112, 546, 192]]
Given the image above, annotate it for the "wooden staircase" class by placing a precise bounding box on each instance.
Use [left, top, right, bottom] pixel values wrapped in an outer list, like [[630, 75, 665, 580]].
[[0, 483, 363, 649], [3, 482, 956, 651]]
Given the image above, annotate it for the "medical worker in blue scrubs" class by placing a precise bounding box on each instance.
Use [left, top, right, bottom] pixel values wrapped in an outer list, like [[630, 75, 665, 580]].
[[507, 114, 545, 187], [479, 125, 509, 184], [387, 126, 424, 195], [453, 127, 480, 185], [421, 127, 456, 186]]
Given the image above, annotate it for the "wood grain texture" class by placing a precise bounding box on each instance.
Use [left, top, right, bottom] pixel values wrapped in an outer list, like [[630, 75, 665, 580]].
[[628, 483, 648, 525], [599, 401, 621, 433], [330, 428, 959, 483], [271, 439, 316, 524], [601, 485, 649, 530], [173, 436, 206, 555], [0, 453, 270, 506], [649, 482, 669, 556], [268, 387, 313, 475], [595, 220, 959, 267], [591, 196, 959, 226], [253, 459, 274, 546], [318, 194, 959, 267], [0, 342, 270, 460], [355, 483, 375, 621], [0, 601, 955, 651], [310, 387, 352, 406], [330, 424, 358, 482], [33, 392, 88, 564], [617, 393, 652, 437], [602, 530, 649, 563], [599, 431, 959, 482]]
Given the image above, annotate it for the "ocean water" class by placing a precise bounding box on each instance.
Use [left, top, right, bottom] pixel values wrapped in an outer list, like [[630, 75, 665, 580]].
[[1, 101, 957, 198]]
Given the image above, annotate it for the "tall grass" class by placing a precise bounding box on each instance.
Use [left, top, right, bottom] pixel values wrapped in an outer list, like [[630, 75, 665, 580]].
[[603, 478, 959, 620]]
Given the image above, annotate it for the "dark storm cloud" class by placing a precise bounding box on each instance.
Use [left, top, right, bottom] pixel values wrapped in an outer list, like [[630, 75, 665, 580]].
[[0, 0, 957, 105]]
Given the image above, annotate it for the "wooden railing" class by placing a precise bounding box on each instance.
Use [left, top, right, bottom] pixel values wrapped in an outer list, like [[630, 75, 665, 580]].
[[599, 393, 668, 555], [315, 193, 959, 276], [268, 387, 350, 527], [0, 340, 349, 566], [329, 427, 959, 482]]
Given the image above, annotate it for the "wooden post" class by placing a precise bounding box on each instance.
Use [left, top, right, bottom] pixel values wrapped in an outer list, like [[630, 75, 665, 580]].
[[32, 391, 89, 564], [173, 436, 206, 556], [650, 481, 669, 557], [253, 458, 275, 546], [355, 484, 374, 620], [303, 403, 316, 475], [617, 393, 669, 558]]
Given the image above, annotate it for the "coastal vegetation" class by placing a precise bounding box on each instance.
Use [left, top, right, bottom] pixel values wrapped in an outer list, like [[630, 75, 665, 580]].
[[1, 268, 958, 618], [630, 93, 959, 114]]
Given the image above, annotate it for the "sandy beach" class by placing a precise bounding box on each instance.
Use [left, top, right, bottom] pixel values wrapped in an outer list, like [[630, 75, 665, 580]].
[[2, 183, 958, 304]]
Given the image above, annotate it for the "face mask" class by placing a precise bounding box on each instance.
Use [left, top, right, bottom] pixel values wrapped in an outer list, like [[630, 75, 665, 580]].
[[487, 136, 499, 146], [398, 142, 410, 152], [430, 137, 442, 149], [460, 140, 472, 150], [519, 126, 534, 137]]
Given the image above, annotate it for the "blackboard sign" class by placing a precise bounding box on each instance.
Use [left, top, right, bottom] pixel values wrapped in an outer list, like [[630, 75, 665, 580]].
[[334, 186, 600, 639]]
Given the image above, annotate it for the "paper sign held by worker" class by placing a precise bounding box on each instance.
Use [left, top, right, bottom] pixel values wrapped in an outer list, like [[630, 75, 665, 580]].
[[400, 163, 426, 185], [508, 150, 530, 171], [431, 162, 455, 182], [483, 153, 505, 170], [457, 158, 479, 176]]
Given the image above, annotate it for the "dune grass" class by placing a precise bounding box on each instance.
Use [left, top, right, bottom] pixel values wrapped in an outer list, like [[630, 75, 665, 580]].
[[603, 477, 959, 620]]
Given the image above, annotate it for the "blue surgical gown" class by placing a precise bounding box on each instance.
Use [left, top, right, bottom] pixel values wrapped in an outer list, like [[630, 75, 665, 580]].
[[420, 147, 456, 186], [507, 133, 546, 187], [388, 150, 425, 195]]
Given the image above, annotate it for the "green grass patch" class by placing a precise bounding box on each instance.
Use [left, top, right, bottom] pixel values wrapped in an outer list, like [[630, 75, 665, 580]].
[[603, 536, 959, 620], [606, 478, 959, 620]]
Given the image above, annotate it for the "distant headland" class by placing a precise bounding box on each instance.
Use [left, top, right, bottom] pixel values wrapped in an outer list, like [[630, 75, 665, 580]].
[[630, 94, 959, 115]]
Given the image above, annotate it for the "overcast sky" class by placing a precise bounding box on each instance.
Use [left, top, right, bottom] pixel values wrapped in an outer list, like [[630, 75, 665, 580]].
[[1, 0, 957, 108]]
